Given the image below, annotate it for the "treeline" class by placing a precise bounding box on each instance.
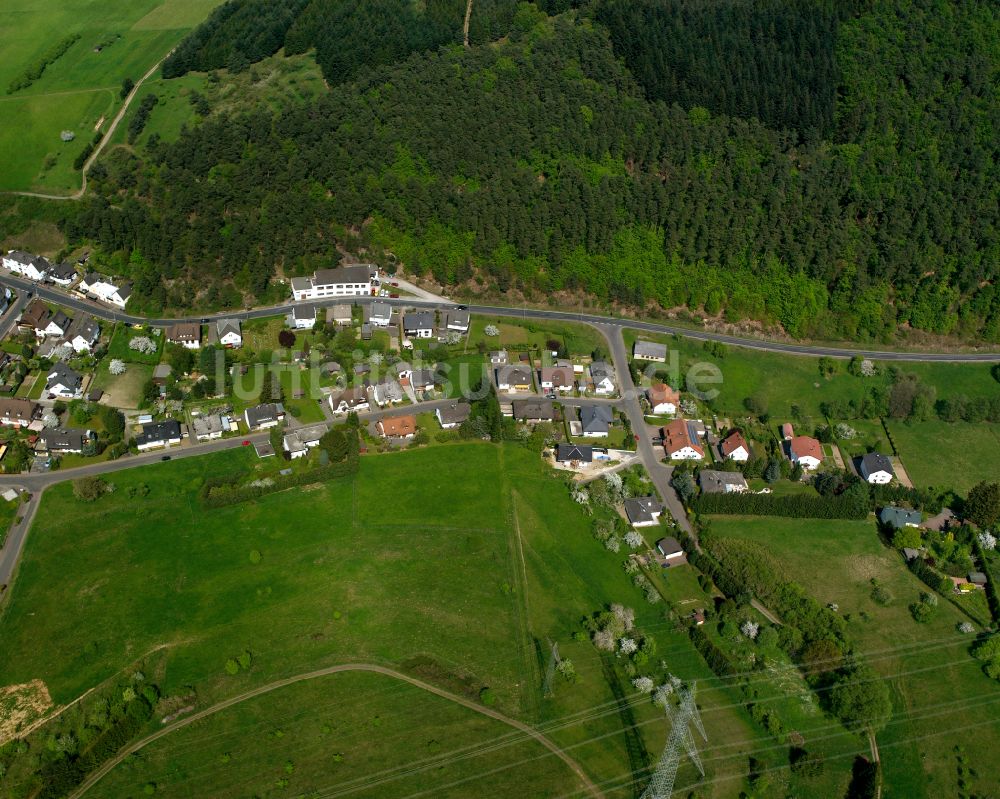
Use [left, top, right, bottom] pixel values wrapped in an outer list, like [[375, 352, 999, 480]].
[[594, 0, 858, 138], [7, 33, 80, 94], [691, 482, 871, 519], [127, 94, 158, 144], [162, 0, 309, 77]]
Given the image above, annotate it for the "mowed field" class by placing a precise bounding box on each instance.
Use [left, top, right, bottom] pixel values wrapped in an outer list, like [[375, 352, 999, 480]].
[[0, 443, 777, 798], [886, 420, 1000, 495], [0, 0, 222, 192], [708, 516, 1000, 799]]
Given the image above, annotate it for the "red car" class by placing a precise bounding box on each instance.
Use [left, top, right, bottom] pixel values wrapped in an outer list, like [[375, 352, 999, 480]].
[[242, 440, 251, 446]]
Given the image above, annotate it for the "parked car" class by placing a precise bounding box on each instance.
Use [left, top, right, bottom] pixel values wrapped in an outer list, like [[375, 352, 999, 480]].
[[160, 455, 172, 461]]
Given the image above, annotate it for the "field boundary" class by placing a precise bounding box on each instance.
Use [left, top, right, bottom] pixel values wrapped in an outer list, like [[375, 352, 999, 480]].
[[68, 663, 603, 799]]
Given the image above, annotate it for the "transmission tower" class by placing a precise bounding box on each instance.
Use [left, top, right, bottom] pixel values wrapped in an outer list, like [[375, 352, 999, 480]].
[[542, 639, 560, 697], [641, 683, 707, 799]]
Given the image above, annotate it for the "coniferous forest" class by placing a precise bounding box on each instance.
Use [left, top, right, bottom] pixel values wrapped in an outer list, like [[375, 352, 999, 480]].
[[56, 0, 1000, 343]]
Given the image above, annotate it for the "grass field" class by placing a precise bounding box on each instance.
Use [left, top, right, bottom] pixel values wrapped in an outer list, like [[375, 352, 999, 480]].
[[92, 360, 154, 408], [887, 420, 1000, 494], [0, 0, 223, 192], [707, 515, 1000, 799], [106, 324, 164, 364], [468, 316, 605, 357]]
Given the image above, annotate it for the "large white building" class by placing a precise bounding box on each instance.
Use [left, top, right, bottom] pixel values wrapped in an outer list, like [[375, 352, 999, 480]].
[[3, 251, 49, 281], [78, 272, 132, 308], [290, 264, 379, 301]]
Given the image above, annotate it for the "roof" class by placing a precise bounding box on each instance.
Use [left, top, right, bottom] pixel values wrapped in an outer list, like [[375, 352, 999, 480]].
[[789, 435, 823, 463], [328, 304, 353, 320], [860, 452, 895, 477], [437, 401, 471, 426], [648, 383, 679, 406], [167, 322, 200, 342], [557, 443, 592, 463], [49, 310, 70, 331], [20, 298, 50, 328], [117, 281, 133, 301], [624, 496, 660, 525], [290, 276, 312, 293], [661, 419, 704, 457], [379, 414, 417, 437], [445, 309, 470, 326], [879, 506, 922, 528], [286, 422, 328, 447], [217, 318, 241, 338], [579, 403, 613, 432], [47, 261, 76, 280], [152, 363, 172, 379], [66, 315, 99, 342], [367, 300, 392, 319], [539, 366, 574, 387], [403, 311, 434, 330], [136, 419, 182, 446], [292, 305, 315, 321], [781, 423, 795, 439], [633, 340, 667, 359], [47, 362, 82, 388], [498, 365, 532, 386], [41, 428, 87, 451], [511, 399, 555, 420], [656, 537, 683, 557], [969, 572, 988, 585], [245, 402, 285, 427], [590, 361, 614, 380], [698, 469, 749, 494], [192, 414, 225, 437], [335, 387, 367, 407], [0, 398, 39, 420], [313, 264, 372, 286], [720, 431, 749, 457], [409, 368, 437, 388]]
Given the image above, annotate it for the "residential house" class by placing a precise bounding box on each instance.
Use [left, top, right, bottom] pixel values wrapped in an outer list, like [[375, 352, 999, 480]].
[[244, 402, 285, 430], [409, 369, 437, 393], [511, 399, 555, 423], [719, 431, 750, 463], [698, 469, 749, 494], [66, 316, 100, 353], [859, 452, 895, 484], [328, 304, 353, 325], [216, 319, 242, 348], [403, 311, 435, 339], [78, 272, 132, 308], [41, 428, 89, 454], [360, 323, 372, 340], [46, 261, 77, 286], [538, 366, 574, 393], [330, 387, 369, 415], [365, 301, 393, 327], [788, 435, 823, 470], [633, 340, 667, 362], [3, 250, 49, 281], [166, 322, 201, 349], [378, 414, 417, 439], [444, 309, 470, 333], [289, 306, 316, 329], [556, 443, 592, 464], [579, 404, 613, 437], [489, 350, 508, 367], [656, 537, 685, 565], [290, 264, 378, 301], [20, 299, 70, 339], [282, 423, 328, 459], [436, 401, 471, 429], [879, 506, 922, 529], [192, 414, 226, 441], [661, 419, 704, 460], [496, 365, 533, 392], [589, 361, 616, 395], [647, 383, 679, 415], [135, 419, 183, 451], [969, 572, 988, 589], [0, 398, 40, 428], [370, 378, 404, 407], [624, 497, 662, 527], [46, 363, 83, 399]]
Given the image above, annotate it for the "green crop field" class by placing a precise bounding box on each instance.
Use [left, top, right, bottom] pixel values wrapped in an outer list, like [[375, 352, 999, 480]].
[[887, 420, 1000, 495], [707, 516, 1000, 799], [0, 0, 223, 193]]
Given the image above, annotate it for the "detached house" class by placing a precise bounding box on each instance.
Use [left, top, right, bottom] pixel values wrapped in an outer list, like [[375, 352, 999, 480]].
[[330, 387, 369, 415], [556, 443, 593, 464], [244, 402, 285, 430], [3, 250, 49, 281], [661, 419, 704, 460], [192, 414, 226, 441], [436, 401, 471, 429], [365, 301, 393, 328], [0, 398, 40, 428], [656, 537, 686, 566], [647, 383, 679, 415], [290, 264, 378, 301], [377, 414, 417, 439], [41, 428, 89, 454], [66, 316, 100, 353], [624, 497, 662, 527], [496, 365, 533, 392], [328, 304, 353, 326], [408, 369, 437, 393], [282, 423, 327, 459], [719, 431, 750, 463], [444, 309, 470, 333], [538, 366, 574, 393], [788, 435, 823, 471], [289, 306, 316, 329], [579, 404, 613, 437], [699, 470, 749, 494], [135, 419, 183, 451], [370, 378, 404, 407], [589, 361, 616, 395], [46, 261, 77, 286], [79, 273, 131, 308], [633, 340, 667, 362], [46, 363, 83, 399], [402, 311, 435, 339], [166, 322, 201, 349], [859, 452, 895, 484], [20, 299, 70, 339], [879, 506, 922, 529], [216, 319, 242, 348], [511, 399, 555, 423]]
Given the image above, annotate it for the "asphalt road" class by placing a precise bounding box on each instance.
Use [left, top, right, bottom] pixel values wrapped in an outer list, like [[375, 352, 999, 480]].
[[4, 272, 999, 362]]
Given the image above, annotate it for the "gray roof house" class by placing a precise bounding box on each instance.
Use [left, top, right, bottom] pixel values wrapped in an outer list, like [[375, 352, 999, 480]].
[[624, 496, 662, 527], [579, 404, 613, 436], [46, 261, 77, 284], [135, 419, 183, 451], [244, 402, 285, 430], [556, 443, 592, 463], [698, 469, 749, 494], [879, 506, 922, 529], [444, 309, 470, 332], [41, 428, 89, 454], [327, 304, 353, 325], [656, 537, 685, 562], [859, 452, 895, 484], [633, 340, 667, 362], [402, 311, 435, 337], [46, 363, 83, 398], [511, 399, 555, 423], [364, 301, 393, 327], [436, 401, 471, 429]]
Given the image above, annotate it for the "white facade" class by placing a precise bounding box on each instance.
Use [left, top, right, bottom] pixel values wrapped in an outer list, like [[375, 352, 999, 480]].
[[668, 446, 702, 461], [81, 276, 130, 308], [3, 251, 48, 281], [291, 265, 377, 301]]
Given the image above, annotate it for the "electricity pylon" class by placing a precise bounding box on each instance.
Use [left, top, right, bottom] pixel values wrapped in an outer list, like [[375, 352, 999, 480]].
[[641, 682, 707, 799]]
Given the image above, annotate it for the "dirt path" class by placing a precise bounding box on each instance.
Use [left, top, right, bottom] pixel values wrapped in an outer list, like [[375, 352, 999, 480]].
[[7, 48, 173, 201], [68, 663, 603, 799]]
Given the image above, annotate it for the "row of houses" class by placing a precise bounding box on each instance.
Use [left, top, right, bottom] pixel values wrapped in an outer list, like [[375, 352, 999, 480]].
[[2, 252, 137, 311], [18, 299, 100, 353], [495, 359, 616, 395]]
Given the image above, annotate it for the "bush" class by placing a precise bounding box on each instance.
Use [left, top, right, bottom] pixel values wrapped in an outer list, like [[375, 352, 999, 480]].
[[478, 687, 496, 706]]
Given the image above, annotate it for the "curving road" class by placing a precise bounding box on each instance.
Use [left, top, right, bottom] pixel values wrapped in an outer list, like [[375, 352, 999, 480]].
[[69, 663, 603, 799], [3, 273, 999, 362]]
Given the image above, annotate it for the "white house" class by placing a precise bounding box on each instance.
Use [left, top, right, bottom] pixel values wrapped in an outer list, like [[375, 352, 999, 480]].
[[135, 420, 183, 452], [633, 340, 667, 362], [166, 322, 201, 349], [366, 301, 393, 327], [788, 436, 823, 471], [656, 537, 685, 565], [647, 383, 679, 415], [589, 361, 616, 395], [330, 387, 369, 415], [624, 497, 662, 527], [38, 310, 71, 339], [46, 363, 83, 399], [79, 273, 132, 308], [436, 401, 470, 429], [859, 452, 895, 484], [67, 316, 100, 353], [192, 414, 226, 441], [3, 250, 48, 281], [403, 311, 434, 339], [290, 306, 316, 329], [46, 261, 77, 286], [538, 366, 574, 393], [216, 319, 242, 348], [661, 419, 704, 460], [282, 423, 327, 459], [444, 309, 470, 333], [290, 264, 378, 301], [244, 403, 285, 430], [719, 431, 750, 463]]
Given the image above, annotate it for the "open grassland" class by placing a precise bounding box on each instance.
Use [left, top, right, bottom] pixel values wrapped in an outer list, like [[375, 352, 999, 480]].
[[91, 360, 154, 409], [94, 670, 581, 799], [0, 0, 222, 192], [707, 515, 1000, 799], [469, 316, 605, 357], [887, 420, 1000, 494]]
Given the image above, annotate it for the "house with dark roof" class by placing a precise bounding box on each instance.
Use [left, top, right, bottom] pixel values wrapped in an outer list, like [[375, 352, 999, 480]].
[[496, 365, 533, 392], [3, 250, 49, 281], [403, 311, 435, 339], [698, 469, 749, 494], [859, 452, 895, 484], [656, 537, 685, 565], [436, 401, 471, 429], [556, 443, 592, 464], [579, 404, 613, 437], [78, 273, 131, 307], [135, 419, 183, 451], [66, 316, 100, 353], [46, 363, 83, 399], [624, 497, 662, 527], [444, 309, 470, 332], [0, 398, 40, 428], [166, 322, 201, 349], [589, 361, 616, 395], [289, 305, 316, 329], [879, 506, 922, 529], [46, 261, 77, 286], [216, 319, 242, 348], [41, 428, 89, 454], [511, 399, 555, 423], [633, 340, 667, 362], [330, 387, 369, 415], [365, 301, 393, 327], [244, 402, 285, 430]]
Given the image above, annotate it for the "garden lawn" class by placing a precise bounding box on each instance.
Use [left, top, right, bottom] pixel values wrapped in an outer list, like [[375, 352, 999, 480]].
[[707, 515, 1000, 799], [92, 361, 154, 408], [106, 323, 164, 364], [468, 316, 604, 357], [93, 670, 585, 799], [887, 421, 1000, 494]]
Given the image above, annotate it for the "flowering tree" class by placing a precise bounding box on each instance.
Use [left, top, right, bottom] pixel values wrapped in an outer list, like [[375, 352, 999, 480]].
[[368, 351, 384, 366], [109, 359, 127, 375], [619, 637, 638, 655], [484, 324, 500, 337], [834, 423, 857, 439], [604, 536, 621, 552], [129, 336, 157, 355], [652, 683, 674, 707], [959, 622, 975, 634], [42, 412, 59, 428], [979, 531, 997, 551], [679, 398, 697, 416], [860, 359, 876, 376], [611, 603, 635, 631], [604, 471, 623, 496], [557, 659, 577, 682], [645, 586, 661, 604], [632, 676, 655, 694], [445, 331, 462, 345], [571, 488, 590, 505], [741, 620, 760, 640], [592, 629, 615, 651], [624, 530, 644, 549]]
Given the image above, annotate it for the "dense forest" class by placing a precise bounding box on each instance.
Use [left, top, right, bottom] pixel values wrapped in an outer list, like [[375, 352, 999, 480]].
[[59, 0, 1000, 343]]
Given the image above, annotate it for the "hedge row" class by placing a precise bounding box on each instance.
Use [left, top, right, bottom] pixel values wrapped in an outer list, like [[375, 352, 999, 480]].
[[688, 625, 737, 678], [201, 454, 359, 508], [972, 540, 1000, 626], [691, 491, 868, 519]]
